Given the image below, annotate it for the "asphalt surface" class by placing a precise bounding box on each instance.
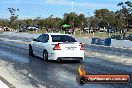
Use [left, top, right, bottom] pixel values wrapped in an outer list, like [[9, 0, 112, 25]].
[[0, 35, 132, 88], [85, 45, 132, 57]]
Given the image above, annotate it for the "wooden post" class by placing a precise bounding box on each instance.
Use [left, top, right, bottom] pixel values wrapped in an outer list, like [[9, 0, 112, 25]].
[[36, 30, 37, 33], [109, 33, 111, 37], [74, 31, 75, 35], [85, 32, 87, 37], [93, 32, 94, 37]]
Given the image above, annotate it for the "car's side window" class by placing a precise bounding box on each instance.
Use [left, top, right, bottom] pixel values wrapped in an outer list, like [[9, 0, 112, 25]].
[[36, 35, 43, 42], [36, 34, 49, 43], [64, 35, 77, 42], [42, 34, 49, 43]]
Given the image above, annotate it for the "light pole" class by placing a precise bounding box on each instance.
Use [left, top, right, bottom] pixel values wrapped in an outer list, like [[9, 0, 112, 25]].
[[72, 0, 74, 12]]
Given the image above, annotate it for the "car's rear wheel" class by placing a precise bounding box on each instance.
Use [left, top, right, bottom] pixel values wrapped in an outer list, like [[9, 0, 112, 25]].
[[43, 50, 48, 61], [29, 44, 34, 56]]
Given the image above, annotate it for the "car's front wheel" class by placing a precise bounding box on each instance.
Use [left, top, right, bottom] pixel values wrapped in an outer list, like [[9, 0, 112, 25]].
[[29, 44, 34, 56], [43, 50, 48, 61]]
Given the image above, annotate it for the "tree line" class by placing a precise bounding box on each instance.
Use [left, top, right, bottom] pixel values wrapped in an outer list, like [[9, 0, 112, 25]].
[[0, 1, 132, 31]]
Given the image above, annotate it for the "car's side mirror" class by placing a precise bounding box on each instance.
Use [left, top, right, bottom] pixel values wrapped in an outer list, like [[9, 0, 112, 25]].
[[33, 39, 37, 41]]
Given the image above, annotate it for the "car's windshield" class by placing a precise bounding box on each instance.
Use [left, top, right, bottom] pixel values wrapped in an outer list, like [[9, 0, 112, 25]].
[[51, 35, 77, 42]]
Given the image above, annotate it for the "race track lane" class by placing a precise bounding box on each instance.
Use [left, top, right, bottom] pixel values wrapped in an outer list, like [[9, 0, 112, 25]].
[[0, 40, 132, 88]]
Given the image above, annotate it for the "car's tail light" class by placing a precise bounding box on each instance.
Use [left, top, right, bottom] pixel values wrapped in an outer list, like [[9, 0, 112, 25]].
[[79, 43, 84, 50], [53, 43, 61, 50]]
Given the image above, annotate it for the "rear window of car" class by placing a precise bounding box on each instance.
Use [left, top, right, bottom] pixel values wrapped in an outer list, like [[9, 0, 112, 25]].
[[51, 35, 77, 42]]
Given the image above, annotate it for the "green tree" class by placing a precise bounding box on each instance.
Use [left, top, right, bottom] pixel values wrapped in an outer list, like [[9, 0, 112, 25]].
[[63, 12, 78, 27], [0, 19, 10, 27], [117, 1, 132, 29], [24, 19, 33, 27], [89, 16, 98, 27], [74, 14, 85, 28], [115, 11, 126, 30], [94, 9, 111, 28], [94, 8, 126, 30], [8, 8, 19, 29]]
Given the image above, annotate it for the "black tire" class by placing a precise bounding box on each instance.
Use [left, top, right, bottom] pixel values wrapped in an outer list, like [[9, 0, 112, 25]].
[[43, 50, 48, 61], [29, 44, 34, 56]]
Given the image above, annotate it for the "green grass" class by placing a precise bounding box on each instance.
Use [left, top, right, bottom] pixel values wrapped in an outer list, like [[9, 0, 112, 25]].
[[73, 31, 116, 38], [28, 29, 46, 34], [125, 32, 132, 36], [94, 32, 113, 38]]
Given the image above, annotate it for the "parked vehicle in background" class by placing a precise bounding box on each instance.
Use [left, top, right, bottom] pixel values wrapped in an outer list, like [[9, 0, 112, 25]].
[[107, 28, 115, 33], [111, 35, 123, 40], [83, 27, 93, 33], [65, 27, 74, 34], [111, 33, 132, 41], [27, 26, 39, 31], [120, 27, 127, 34], [125, 34, 132, 41], [52, 28, 60, 33], [0, 26, 3, 31], [29, 33, 84, 62], [19, 27, 27, 32], [92, 27, 100, 32], [3, 27, 12, 31], [83, 27, 88, 33], [99, 28, 106, 32]]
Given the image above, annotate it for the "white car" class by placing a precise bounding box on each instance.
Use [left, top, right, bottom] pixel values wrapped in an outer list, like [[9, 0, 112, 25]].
[[29, 33, 84, 62]]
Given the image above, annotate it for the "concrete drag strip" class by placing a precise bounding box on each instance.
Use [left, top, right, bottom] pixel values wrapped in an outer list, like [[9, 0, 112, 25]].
[[85, 51, 132, 66], [0, 38, 29, 44]]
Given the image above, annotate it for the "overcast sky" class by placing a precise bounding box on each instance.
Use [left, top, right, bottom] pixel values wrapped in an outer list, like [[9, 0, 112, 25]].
[[0, 0, 127, 19]]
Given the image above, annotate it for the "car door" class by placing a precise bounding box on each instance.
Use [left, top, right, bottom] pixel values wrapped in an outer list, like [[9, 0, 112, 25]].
[[32, 34, 49, 58], [37, 34, 49, 58], [32, 34, 43, 57]]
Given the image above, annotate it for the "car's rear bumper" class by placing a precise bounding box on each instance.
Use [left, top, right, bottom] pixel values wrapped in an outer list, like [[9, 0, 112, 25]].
[[57, 57, 83, 61], [48, 50, 84, 61]]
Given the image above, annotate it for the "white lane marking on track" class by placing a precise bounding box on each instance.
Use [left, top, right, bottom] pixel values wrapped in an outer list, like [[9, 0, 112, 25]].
[[0, 80, 9, 88]]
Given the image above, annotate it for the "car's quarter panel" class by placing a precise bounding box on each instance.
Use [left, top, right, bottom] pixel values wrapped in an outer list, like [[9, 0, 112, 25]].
[[31, 42, 41, 57], [31, 42, 57, 60], [45, 44, 58, 60], [35, 42, 49, 58]]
